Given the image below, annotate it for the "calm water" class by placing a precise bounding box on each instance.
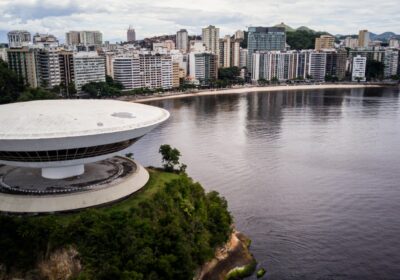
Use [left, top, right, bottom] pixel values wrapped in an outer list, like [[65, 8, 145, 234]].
[[132, 87, 400, 280]]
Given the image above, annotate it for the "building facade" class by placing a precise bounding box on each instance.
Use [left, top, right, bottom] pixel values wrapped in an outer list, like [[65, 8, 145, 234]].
[[8, 30, 31, 48], [7, 47, 38, 87], [127, 26, 136, 42], [315, 35, 335, 51], [358, 30, 370, 48], [176, 29, 189, 53], [36, 48, 62, 88], [202, 25, 220, 54], [189, 52, 218, 84], [113, 54, 174, 90], [352, 55, 367, 81], [247, 26, 286, 72], [73, 52, 106, 91]]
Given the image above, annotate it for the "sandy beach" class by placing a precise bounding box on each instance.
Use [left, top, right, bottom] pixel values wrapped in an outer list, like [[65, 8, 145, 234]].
[[122, 84, 384, 103]]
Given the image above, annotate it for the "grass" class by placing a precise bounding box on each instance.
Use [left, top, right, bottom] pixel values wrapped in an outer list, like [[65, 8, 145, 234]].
[[54, 168, 179, 223]]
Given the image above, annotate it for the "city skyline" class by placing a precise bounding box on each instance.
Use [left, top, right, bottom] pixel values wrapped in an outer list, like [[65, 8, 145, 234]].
[[0, 0, 399, 43]]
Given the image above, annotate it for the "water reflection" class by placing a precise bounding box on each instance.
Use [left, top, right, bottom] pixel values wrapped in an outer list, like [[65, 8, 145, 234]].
[[132, 87, 400, 280]]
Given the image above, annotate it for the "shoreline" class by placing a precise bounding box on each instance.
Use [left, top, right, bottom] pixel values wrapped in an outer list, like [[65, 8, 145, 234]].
[[119, 83, 387, 103]]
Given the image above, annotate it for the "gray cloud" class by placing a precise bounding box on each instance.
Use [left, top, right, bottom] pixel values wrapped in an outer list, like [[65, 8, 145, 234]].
[[0, 0, 399, 43]]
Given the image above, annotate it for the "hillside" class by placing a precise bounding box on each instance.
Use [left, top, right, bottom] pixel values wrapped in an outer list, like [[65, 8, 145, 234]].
[[0, 169, 233, 280]]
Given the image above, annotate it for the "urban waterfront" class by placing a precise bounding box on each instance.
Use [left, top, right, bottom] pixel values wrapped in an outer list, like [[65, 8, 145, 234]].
[[132, 87, 400, 280]]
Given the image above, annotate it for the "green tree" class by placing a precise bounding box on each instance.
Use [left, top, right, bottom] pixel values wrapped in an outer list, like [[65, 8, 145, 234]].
[[0, 60, 25, 104], [159, 144, 182, 172], [286, 30, 330, 50], [18, 87, 58, 102], [366, 60, 384, 81]]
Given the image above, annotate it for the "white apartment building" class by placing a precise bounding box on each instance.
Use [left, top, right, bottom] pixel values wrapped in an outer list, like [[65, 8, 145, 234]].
[[202, 25, 220, 54], [252, 51, 299, 81], [0, 48, 8, 62], [36, 48, 62, 88], [344, 37, 358, 49], [113, 56, 141, 89], [66, 31, 102, 46], [389, 39, 400, 49], [219, 36, 241, 68], [8, 30, 31, 48], [352, 55, 367, 82], [235, 30, 245, 40], [73, 52, 106, 91], [251, 50, 327, 82], [113, 54, 173, 90], [80, 31, 103, 46]]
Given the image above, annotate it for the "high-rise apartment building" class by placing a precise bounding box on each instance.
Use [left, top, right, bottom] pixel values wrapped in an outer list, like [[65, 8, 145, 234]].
[[73, 52, 106, 91], [66, 31, 102, 46], [113, 56, 141, 89], [176, 29, 189, 53], [352, 55, 367, 81], [80, 31, 103, 46], [251, 51, 300, 81], [65, 31, 80, 45], [219, 36, 241, 68], [344, 37, 358, 49], [239, 48, 248, 68], [189, 52, 218, 84], [7, 47, 38, 87], [308, 52, 327, 81], [247, 26, 286, 72], [235, 30, 245, 40], [315, 35, 335, 51], [113, 54, 173, 90], [36, 48, 62, 88], [172, 62, 180, 88], [389, 39, 400, 49], [358, 30, 370, 48], [8, 30, 31, 48], [251, 50, 329, 82], [384, 50, 399, 78], [324, 49, 347, 80], [127, 26, 136, 42], [59, 50, 75, 92], [202, 25, 220, 54]]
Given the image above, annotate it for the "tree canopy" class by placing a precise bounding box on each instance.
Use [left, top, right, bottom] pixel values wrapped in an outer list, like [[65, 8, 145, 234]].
[[82, 76, 124, 98], [0, 60, 25, 104], [286, 30, 330, 50], [0, 170, 232, 280]]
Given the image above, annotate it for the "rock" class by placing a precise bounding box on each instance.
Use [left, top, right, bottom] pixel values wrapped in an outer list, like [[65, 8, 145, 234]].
[[38, 246, 81, 280], [257, 267, 266, 278]]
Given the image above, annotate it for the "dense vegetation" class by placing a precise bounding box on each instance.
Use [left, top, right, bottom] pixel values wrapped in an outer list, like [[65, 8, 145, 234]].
[[286, 30, 330, 50], [0, 60, 57, 104], [366, 60, 385, 81], [0, 170, 232, 279], [81, 76, 124, 98]]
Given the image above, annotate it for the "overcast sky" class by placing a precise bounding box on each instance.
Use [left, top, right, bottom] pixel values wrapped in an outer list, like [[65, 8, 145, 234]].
[[0, 0, 399, 43]]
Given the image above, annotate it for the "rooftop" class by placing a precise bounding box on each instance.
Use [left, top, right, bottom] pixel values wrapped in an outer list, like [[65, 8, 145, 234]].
[[0, 100, 169, 140]]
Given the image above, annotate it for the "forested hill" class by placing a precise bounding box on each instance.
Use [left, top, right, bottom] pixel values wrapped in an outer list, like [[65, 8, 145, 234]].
[[0, 170, 232, 280]]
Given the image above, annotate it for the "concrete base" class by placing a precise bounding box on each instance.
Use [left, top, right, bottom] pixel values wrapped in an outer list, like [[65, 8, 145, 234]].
[[0, 158, 149, 213], [42, 165, 84, 179]]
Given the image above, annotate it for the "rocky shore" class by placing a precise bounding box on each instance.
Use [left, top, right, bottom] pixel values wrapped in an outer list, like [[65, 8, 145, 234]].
[[195, 230, 257, 280]]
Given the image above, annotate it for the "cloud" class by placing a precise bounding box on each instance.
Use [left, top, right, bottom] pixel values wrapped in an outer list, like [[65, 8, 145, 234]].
[[0, 0, 399, 43]]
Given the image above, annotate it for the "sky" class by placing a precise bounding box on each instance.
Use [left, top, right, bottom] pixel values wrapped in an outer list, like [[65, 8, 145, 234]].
[[0, 0, 399, 43]]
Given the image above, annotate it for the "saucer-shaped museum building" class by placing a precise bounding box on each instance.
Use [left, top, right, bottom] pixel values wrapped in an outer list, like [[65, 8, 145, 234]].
[[0, 100, 169, 213]]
